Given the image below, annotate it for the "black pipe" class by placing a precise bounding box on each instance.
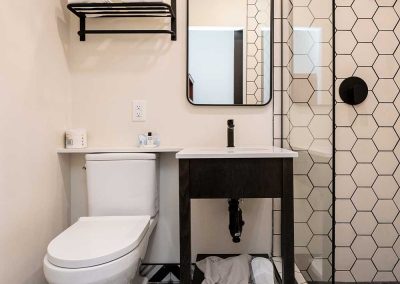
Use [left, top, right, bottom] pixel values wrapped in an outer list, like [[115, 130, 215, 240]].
[[228, 199, 245, 243]]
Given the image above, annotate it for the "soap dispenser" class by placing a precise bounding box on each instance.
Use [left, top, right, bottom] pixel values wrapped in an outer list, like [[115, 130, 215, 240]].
[[146, 132, 154, 146]]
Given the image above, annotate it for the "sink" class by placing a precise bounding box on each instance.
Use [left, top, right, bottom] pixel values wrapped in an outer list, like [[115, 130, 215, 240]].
[[176, 146, 298, 159], [177, 145, 297, 284], [199, 147, 271, 152]]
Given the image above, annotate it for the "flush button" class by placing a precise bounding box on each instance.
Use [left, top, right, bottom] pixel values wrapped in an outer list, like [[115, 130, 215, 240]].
[[339, 76, 368, 106]]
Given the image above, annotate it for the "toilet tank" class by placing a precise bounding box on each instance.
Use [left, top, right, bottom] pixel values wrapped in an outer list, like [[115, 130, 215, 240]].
[[85, 153, 159, 217]]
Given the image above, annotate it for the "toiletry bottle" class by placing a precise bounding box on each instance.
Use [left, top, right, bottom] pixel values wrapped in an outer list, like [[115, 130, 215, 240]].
[[147, 132, 154, 146]]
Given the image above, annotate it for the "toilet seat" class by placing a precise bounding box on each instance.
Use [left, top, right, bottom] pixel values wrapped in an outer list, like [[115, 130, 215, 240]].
[[47, 216, 150, 269]]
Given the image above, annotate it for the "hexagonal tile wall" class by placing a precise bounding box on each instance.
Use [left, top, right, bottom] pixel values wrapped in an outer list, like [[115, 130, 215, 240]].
[[308, 235, 331, 259], [351, 236, 377, 259], [352, 212, 378, 235], [351, 260, 377, 282], [273, 0, 400, 282], [336, 199, 357, 223], [336, 175, 356, 198], [308, 188, 332, 210], [353, 19, 378, 42], [373, 127, 398, 150], [294, 175, 313, 199], [351, 139, 378, 163], [374, 79, 399, 103], [336, 127, 357, 150], [308, 211, 331, 234], [335, 247, 356, 271], [294, 223, 313, 247], [246, 0, 270, 104], [373, 200, 398, 223], [352, 0, 377, 19], [352, 187, 378, 211], [373, 152, 399, 175], [272, 0, 335, 280], [335, 151, 356, 174], [272, 0, 293, 267], [373, 248, 398, 271], [351, 164, 378, 187], [372, 224, 398, 247], [335, 223, 356, 247], [373, 176, 399, 199]]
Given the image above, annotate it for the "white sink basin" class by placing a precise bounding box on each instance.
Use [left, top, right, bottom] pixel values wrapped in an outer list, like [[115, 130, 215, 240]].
[[176, 146, 298, 159]]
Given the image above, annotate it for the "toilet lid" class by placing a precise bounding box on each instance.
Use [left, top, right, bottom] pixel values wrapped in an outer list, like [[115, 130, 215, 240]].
[[47, 216, 150, 269]]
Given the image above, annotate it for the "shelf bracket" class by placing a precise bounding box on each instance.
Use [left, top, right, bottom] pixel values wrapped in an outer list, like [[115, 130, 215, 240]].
[[171, 0, 177, 41], [79, 17, 86, 41]]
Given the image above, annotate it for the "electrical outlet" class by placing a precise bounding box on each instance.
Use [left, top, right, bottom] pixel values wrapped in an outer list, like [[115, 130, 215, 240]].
[[132, 100, 146, 122]]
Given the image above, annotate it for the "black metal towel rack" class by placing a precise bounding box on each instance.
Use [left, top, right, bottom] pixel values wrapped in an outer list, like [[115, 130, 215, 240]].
[[67, 1, 177, 41]]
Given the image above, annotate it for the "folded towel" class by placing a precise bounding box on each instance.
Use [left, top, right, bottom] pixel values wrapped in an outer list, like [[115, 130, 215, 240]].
[[68, 0, 170, 4], [251, 258, 274, 284], [196, 255, 252, 284]]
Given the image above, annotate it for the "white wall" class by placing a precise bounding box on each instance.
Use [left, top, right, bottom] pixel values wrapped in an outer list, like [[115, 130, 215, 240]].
[[190, 0, 247, 27], [68, 0, 275, 263], [0, 0, 71, 283], [0, 0, 274, 281]]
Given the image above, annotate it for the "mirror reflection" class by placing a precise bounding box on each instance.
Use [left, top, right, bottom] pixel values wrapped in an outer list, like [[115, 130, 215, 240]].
[[188, 0, 272, 106]]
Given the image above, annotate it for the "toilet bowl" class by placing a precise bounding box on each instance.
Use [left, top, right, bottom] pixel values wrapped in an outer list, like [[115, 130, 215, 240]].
[[44, 153, 159, 284], [44, 216, 158, 284]]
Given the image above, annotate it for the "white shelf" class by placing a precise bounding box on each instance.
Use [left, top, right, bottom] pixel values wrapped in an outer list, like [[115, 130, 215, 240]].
[[57, 147, 183, 154]]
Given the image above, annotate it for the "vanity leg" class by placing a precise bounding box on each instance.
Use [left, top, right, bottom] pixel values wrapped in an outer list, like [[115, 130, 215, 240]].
[[281, 159, 294, 284], [179, 160, 192, 284]]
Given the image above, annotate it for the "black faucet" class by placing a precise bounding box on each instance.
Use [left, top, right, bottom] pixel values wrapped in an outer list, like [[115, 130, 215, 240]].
[[227, 119, 235, 148]]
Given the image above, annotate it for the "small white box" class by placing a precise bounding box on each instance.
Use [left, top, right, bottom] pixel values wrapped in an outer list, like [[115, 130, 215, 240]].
[[65, 129, 88, 149]]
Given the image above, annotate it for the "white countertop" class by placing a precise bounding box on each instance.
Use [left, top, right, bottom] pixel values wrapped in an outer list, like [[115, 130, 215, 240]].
[[176, 147, 298, 159], [57, 147, 183, 154], [58, 146, 298, 159]]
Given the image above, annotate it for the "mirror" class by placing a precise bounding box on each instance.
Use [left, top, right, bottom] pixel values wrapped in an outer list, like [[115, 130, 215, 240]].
[[187, 0, 273, 106]]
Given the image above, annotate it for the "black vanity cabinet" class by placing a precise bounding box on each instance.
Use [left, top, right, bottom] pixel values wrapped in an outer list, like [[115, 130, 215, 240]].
[[177, 148, 297, 284]]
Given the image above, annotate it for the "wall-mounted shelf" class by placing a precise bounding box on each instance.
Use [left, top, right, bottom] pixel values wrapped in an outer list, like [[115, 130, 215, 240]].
[[57, 146, 182, 154], [67, 1, 177, 41]]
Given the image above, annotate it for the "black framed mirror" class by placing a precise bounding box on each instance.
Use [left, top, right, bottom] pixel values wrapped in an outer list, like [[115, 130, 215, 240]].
[[186, 0, 274, 106]]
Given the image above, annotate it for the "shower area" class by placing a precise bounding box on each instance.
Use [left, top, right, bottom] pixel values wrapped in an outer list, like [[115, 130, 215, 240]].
[[274, 0, 400, 283], [273, 0, 334, 282]]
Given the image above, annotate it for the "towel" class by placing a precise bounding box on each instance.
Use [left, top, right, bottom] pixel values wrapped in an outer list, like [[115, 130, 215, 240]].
[[196, 255, 252, 284], [68, 0, 170, 4], [251, 258, 274, 284]]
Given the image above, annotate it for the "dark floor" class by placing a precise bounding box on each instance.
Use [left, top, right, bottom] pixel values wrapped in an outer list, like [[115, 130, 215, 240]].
[[143, 262, 400, 284], [145, 275, 400, 284], [143, 254, 281, 284]]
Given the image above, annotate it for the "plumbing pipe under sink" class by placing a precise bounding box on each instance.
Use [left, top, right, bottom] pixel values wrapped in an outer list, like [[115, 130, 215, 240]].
[[229, 199, 245, 243], [226, 120, 246, 243]]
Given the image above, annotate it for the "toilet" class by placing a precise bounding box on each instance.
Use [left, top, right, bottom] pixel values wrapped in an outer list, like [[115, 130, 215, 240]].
[[44, 153, 159, 284]]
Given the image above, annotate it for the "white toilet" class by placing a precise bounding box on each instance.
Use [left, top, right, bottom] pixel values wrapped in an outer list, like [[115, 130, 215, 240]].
[[44, 153, 159, 284]]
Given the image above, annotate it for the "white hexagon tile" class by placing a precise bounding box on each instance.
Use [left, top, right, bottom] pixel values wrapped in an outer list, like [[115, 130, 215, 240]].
[[351, 260, 377, 282], [352, 236, 377, 259]]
